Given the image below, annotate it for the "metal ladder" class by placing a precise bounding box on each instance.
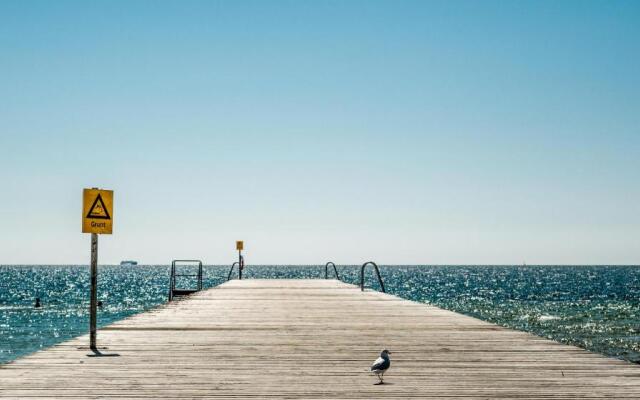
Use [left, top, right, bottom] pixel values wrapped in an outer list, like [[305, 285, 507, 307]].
[[324, 262, 340, 280], [169, 260, 203, 301], [227, 255, 245, 280], [360, 261, 385, 292]]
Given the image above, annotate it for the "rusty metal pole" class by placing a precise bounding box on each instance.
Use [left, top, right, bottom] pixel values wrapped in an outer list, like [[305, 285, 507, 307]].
[[89, 233, 98, 350]]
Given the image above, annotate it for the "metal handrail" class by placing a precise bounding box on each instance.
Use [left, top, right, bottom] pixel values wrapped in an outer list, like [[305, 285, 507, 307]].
[[227, 261, 239, 281], [324, 262, 340, 280], [169, 259, 203, 301], [360, 261, 385, 292], [227, 255, 245, 280]]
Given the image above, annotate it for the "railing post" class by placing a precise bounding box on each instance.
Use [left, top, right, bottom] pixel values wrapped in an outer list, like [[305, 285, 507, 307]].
[[374, 263, 386, 293], [169, 261, 175, 301]]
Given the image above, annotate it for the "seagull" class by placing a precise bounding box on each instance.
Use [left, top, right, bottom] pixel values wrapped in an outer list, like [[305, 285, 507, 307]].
[[371, 349, 391, 384]]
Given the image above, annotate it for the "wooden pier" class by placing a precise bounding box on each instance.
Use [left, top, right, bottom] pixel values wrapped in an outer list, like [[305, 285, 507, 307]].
[[2, 279, 640, 399]]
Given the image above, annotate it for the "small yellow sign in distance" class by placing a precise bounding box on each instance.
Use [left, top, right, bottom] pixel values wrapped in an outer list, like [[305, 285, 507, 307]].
[[82, 189, 114, 234], [236, 241, 243, 251]]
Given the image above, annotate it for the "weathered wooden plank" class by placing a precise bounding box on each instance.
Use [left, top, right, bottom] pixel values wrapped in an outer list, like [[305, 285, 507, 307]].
[[1, 279, 640, 399]]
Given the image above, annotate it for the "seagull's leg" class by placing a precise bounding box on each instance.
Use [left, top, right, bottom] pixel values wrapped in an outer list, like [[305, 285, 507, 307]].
[[380, 372, 384, 383]]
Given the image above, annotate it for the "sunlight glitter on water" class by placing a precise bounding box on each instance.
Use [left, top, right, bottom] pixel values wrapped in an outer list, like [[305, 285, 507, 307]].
[[1, 265, 639, 364]]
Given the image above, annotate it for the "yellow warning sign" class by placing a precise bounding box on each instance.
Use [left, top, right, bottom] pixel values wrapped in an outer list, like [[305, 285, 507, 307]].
[[236, 241, 244, 251], [82, 189, 113, 234]]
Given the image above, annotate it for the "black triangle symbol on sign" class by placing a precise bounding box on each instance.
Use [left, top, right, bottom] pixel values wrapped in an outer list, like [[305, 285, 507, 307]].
[[86, 194, 111, 220]]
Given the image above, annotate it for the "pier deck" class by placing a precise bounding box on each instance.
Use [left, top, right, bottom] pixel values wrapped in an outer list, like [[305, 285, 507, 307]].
[[2, 279, 640, 399]]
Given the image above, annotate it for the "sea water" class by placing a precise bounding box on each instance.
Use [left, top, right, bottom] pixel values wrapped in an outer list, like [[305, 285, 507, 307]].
[[1, 265, 639, 364]]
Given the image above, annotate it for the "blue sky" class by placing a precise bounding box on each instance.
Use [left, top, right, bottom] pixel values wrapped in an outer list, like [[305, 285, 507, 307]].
[[1, 0, 638, 264]]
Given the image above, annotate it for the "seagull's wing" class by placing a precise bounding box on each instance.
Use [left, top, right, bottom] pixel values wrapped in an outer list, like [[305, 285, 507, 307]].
[[371, 357, 390, 371]]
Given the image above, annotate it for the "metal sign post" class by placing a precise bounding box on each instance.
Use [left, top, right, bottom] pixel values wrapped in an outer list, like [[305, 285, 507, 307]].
[[236, 241, 244, 280], [89, 233, 98, 350], [82, 188, 114, 353], [238, 250, 243, 280]]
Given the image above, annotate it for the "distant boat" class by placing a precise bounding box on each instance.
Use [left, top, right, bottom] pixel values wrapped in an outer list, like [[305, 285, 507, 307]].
[[120, 260, 138, 266]]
